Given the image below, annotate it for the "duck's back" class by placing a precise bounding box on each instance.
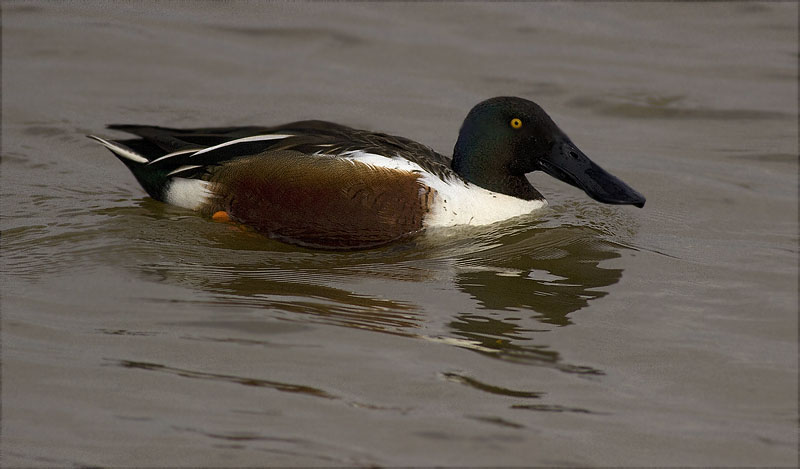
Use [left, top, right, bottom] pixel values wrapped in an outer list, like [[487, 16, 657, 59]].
[[106, 121, 456, 180]]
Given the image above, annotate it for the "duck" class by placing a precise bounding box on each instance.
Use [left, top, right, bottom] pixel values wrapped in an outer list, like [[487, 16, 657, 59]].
[[89, 96, 645, 249]]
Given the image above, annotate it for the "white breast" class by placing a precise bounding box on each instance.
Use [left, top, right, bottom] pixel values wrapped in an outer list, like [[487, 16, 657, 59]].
[[345, 151, 547, 227], [420, 174, 547, 227]]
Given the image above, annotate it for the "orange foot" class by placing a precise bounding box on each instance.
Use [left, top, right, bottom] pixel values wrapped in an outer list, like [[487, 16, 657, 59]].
[[211, 211, 231, 222]]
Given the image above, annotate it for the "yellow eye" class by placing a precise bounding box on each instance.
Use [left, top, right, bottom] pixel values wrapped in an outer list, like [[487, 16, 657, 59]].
[[510, 118, 522, 129]]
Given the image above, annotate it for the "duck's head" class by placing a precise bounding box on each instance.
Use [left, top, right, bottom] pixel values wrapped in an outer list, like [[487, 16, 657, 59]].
[[452, 96, 645, 208]]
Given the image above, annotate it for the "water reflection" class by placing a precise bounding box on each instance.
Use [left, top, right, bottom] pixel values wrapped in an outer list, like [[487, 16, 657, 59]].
[[445, 313, 601, 374], [456, 224, 623, 326], [440, 372, 543, 398], [140, 265, 424, 334], [116, 359, 337, 399], [443, 222, 624, 372], [99, 200, 631, 375]]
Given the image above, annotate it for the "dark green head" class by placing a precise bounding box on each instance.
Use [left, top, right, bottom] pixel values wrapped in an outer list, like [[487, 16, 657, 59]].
[[452, 97, 645, 207]]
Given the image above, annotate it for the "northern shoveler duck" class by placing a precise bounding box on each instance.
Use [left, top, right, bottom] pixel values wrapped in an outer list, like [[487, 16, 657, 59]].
[[89, 97, 645, 249]]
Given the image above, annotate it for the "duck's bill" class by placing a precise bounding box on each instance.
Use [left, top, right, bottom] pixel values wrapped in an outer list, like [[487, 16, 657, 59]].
[[537, 140, 646, 208]]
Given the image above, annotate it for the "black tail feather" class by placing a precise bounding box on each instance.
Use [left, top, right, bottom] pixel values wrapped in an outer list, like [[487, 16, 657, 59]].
[[88, 135, 171, 201]]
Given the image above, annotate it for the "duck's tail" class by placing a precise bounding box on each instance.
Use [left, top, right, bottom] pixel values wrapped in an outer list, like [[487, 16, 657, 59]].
[[87, 135, 170, 201]]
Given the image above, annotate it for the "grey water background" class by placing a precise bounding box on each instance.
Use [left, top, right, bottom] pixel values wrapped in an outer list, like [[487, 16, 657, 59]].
[[2, 2, 797, 466]]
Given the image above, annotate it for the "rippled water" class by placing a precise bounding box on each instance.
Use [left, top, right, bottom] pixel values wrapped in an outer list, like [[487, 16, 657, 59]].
[[2, 2, 797, 466]]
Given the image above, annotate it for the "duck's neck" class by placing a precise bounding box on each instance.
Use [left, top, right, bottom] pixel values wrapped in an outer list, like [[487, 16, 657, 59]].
[[451, 149, 543, 201]]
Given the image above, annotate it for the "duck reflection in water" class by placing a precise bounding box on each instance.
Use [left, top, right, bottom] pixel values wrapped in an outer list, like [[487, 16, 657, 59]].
[[442, 220, 624, 374], [115, 200, 625, 376], [455, 224, 623, 327]]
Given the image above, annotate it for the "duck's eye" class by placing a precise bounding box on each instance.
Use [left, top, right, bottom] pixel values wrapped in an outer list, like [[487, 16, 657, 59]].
[[510, 118, 523, 129]]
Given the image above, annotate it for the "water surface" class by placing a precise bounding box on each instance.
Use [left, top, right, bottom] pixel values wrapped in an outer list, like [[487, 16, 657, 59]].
[[2, 2, 797, 466]]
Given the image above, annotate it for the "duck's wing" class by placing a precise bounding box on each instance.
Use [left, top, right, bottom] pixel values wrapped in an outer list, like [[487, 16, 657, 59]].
[[104, 121, 456, 180]]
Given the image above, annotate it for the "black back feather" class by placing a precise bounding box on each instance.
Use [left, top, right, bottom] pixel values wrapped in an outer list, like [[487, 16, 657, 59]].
[[105, 121, 457, 181]]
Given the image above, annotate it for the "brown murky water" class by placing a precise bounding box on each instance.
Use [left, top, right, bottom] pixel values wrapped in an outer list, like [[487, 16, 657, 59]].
[[2, 2, 797, 466]]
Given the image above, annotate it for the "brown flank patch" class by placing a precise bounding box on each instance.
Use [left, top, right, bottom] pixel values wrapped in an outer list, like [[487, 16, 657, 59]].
[[203, 150, 433, 249]]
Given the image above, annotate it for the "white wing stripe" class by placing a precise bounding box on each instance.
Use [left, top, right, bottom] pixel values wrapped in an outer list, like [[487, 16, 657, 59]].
[[190, 134, 294, 157], [147, 148, 202, 166], [88, 135, 149, 164], [166, 165, 203, 177]]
